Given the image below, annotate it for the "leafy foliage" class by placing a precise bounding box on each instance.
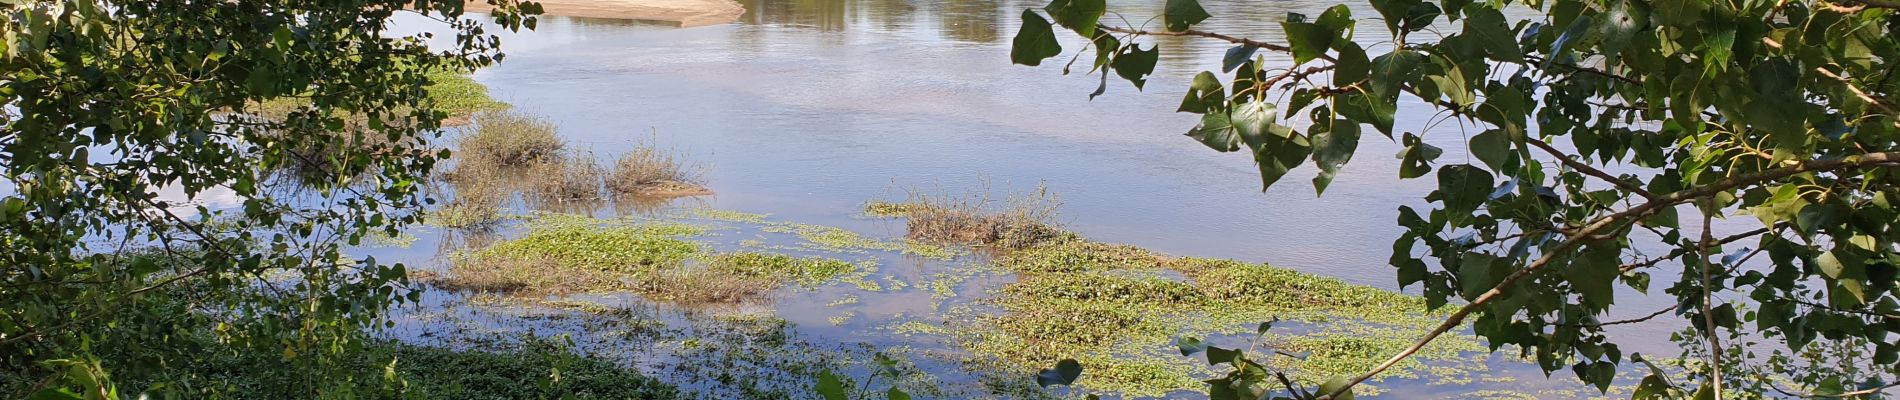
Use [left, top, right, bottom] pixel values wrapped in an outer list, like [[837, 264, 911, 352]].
[[0, 0, 539, 397], [1015, 0, 1900, 397]]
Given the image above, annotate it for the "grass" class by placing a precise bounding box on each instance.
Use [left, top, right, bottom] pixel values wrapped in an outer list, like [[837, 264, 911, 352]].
[[374, 339, 681, 399], [441, 214, 865, 306], [866, 183, 1063, 249], [934, 234, 1490, 397], [608, 136, 710, 197], [422, 69, 508, 120], [440, 215, 705, 294]]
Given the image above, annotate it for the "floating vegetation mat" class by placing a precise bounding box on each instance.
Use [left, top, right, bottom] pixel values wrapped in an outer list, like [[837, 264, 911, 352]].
[[389, 206, 1602, 399]]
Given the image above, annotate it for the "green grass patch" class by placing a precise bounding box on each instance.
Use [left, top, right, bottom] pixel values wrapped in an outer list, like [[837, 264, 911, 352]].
[[935, 236, 1489, 397], [444, 214, 875, 306], [423, 69, 508, 117]]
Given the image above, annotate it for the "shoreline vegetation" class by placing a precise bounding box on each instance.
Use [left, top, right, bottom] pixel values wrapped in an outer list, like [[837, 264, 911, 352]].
[[465, 0, 745, 27], [405, 178, 1520, 398], [213, 64, 1524, 399], [160, 66, 1517, 399]]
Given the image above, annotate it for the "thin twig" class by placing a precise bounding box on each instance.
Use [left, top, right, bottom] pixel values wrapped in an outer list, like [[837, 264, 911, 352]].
[[1557, 305, 1679, 328], [1620, 226, 1774, 272], [1529, 137, 1656, 200]]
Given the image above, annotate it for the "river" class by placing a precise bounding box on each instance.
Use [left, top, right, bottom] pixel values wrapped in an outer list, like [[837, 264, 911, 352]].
[[374, 0, 1723, 397]]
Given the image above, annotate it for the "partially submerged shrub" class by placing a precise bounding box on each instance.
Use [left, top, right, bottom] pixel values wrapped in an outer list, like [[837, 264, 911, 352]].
[[525, 152, 605, 202], [880, 183, 1062, 249], [454, 111, 563, 168], [607, 137, 708, 197], [430, 168, 510, 229]]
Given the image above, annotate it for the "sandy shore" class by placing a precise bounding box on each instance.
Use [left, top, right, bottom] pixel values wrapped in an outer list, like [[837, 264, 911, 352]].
[[469, 0, 745, 27]]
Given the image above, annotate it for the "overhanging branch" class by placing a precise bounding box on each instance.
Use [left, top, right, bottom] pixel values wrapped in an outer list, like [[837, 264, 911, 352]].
[[1319, 151, 1900, 400]]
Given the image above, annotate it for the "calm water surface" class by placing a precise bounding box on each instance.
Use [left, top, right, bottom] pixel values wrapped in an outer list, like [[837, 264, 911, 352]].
[[375, 0, 1747, 392], [415, 0, 1728, 353]]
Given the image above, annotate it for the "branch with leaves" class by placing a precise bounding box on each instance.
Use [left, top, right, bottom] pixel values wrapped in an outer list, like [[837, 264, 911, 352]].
[[1011, 0, 1900, 397]]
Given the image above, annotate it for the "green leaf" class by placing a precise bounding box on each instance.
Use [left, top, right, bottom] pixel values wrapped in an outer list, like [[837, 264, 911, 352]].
[[26, 389, 83, 400], [1333, 41, 1370, 86], [1163, 0, 1210, 32], [1458, 252, 1505, 300], [1222, 45, 1258, 73], [1436, 164, 1493, 214], [1337, 91, 1397, 135], [887, 387, 912, 400], [1369, 0, 1421, 34], [1567, 244, 1620, 308], [1179, 71, 1225, 113], [1187, 111, 1241, 152], [1282, 22, 1333, 65], [1461, 5, 1523, 62], [1230, 101, 1281, 151], [1178, 337, 1207, 356], [1205, 346, 1240, 365], [1036, 359, 1083, 387], [1587, 361, 1616, 393], [1369, 50, 1424, 99], [1316, 5, 1354, 35], [815, 370, 848, 400], [1310, 119, 1361, 195], [1318, 375, 1357, 400], [1254, 131, 1311, 191], [1468, 129, 1512, 171], [1397, 132, 1441, 179], [1044, 0, 1106, 37], [1547, 16, 1593, 67], [1010, 10, 1063, 66], [1111, 44, 1159, 90]]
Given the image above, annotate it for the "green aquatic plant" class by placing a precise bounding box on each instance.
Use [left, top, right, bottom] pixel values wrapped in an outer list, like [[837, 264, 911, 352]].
[[931, 235, 1488, 397], [763, 221, 961, 260], [445, 214, 879, 305]]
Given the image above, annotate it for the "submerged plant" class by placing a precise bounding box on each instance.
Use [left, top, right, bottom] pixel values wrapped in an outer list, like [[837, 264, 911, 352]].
[[526, 151, 607, 202], [453, 110, 565, 169], [876, 183, 1064, 249], [607, 135, 710, 197]]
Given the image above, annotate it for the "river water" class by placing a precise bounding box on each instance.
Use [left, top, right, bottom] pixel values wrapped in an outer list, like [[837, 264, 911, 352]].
[[374, 0, 1729, 396], [463, 0, 1450, 289]]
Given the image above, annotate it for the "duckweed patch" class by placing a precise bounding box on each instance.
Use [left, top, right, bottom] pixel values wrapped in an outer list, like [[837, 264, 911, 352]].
[[862, 201, 915, 217], [762, 221, 960, 260], [931, 235, 1490, 397]]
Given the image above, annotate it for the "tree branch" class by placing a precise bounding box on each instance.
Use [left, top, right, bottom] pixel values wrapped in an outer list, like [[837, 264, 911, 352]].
[[1558, 305, 1679, 328], [1529, 137, 1656, 200], [1097, 25, 1304, 58], [1319, 151, 1900, 400], [1695, 206, 1726, 398], [1619, 226, 1775, 272]]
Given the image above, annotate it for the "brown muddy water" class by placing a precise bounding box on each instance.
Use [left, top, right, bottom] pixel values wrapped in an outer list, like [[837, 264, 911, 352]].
[[357, 0, 1770, 398]]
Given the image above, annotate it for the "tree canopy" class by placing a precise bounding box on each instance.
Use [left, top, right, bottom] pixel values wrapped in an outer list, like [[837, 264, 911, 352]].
[[1014, 0, 1900, 398], [0, 1, 537, 397]]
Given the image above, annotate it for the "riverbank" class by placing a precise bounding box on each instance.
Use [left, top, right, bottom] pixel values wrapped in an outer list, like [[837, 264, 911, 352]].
[[468, 0, 745, 27]]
